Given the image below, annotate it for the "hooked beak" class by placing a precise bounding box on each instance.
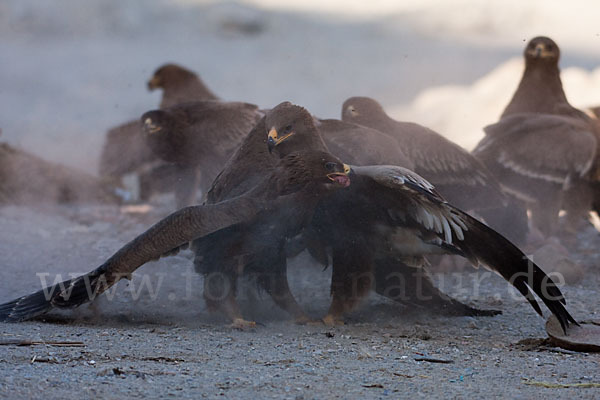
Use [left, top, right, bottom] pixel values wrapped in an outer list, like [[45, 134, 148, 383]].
[[267, 128, 294, 153], [143, 118, 162, 134], [528, 43, 552, 59], [326, 164, 351, 187], [147, 76, 160, 91]]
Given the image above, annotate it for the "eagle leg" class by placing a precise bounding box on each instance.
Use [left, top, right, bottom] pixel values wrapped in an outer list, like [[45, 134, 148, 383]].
[[202, 267, 252, 327], [562, 184, 593, 235], [254, 251, 316, 324], [530, 195, 561, 236], [324, 247, 374, 325]]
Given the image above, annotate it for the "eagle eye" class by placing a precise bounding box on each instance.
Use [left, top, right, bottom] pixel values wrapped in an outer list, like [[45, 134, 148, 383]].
[[325, 162, 337, 172], [283, 125, 293, 134]]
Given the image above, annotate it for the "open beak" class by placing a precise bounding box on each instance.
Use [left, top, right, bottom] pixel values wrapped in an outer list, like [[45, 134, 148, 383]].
[[147, 76, 160, 91], [327, 164, 351, 187], [143, 118, 162, 134], [267, 128, 294, 153]]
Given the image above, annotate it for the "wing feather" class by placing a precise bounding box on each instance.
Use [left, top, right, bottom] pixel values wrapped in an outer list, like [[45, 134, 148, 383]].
[[476, 113, 598, 183], [318, 119, 414, 169], [351, 164, 576, 331], [0, 196, 265, 322]]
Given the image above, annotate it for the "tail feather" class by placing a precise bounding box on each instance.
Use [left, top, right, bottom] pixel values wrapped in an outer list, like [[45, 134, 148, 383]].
[[458, 209, 577, 332], [0, 290, 54, 322]]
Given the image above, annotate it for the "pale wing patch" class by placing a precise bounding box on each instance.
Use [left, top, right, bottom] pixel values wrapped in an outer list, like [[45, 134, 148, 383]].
[[363, 164, 469, 246], [498, 152, 567, 184]]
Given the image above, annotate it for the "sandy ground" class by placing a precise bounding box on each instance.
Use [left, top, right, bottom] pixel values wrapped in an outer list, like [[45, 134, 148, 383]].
[[0, 203, 599, 399]]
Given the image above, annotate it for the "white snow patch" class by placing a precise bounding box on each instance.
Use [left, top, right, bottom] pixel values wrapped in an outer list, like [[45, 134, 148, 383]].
[[390, 60, 600, 150]]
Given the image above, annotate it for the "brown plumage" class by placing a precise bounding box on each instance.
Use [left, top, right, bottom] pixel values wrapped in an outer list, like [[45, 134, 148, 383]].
[[473, 36, 600, 235], [98, 63, 219, 201], [317, 165, 576, 331], [339, 96, 528, 244], [98, 120, 157, 179], [316, 118, 414, 169], [0, 143, 119, 205], [192, 102, 337, 326], [207, 102, 330, 204], [141, 101, 262, 207], [500, 36, 585, 119], [269, 106, 495, 318], [340, 96, 507, 212], [299, 118, 414, 264], [0, 149, 349, 323], [148, 63, 219, 107], [268, 114, 576, 332]]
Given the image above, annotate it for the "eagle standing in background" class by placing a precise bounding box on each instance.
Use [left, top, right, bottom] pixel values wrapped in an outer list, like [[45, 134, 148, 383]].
[[315, 118, 415, 170], [141, 101, 263, 207], [338, 96, 529, 245], [473, 36, 600, 236], [98, 63, 219, 204]]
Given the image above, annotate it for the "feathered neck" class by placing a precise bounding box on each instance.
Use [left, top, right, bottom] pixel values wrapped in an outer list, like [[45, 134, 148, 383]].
[[501, 61, 570, 117]]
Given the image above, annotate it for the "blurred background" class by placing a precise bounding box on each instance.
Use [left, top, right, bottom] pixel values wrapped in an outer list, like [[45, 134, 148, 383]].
[[2, 0, 600, 174]]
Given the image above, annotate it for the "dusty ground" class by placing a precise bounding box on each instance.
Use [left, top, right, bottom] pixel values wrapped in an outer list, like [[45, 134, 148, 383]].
[[0, 203, 599, 399]]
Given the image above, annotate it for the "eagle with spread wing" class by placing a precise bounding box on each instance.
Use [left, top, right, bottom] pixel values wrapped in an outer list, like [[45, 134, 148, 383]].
[[0, 148, 350, 326], [267, 106, 576, 331]]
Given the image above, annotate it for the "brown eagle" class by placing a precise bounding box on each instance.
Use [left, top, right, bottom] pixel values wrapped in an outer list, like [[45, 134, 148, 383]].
[[473, 36, 600, 236], [337, 96, 529, 244], [267, 103, 575, 331], [98, 63, 219, 203], [0, 148, 350, 326], [141, 101, 263, 207]]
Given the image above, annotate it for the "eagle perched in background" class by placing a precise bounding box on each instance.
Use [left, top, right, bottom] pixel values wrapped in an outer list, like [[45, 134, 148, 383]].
[[473, 36, 600, 236]]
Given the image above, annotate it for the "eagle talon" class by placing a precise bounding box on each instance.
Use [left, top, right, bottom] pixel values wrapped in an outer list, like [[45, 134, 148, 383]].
[[229, 318, 257, 330], [322, 314, 345, 326]]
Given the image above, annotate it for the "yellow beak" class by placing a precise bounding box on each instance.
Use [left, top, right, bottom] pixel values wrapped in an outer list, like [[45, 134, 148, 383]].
[[143, 118, 162, 134], [267, 128, 294, 153], [147, 76, 161, 90]]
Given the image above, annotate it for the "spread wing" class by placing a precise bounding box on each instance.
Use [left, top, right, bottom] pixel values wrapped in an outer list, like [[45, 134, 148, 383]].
[[385, 123, 507, 210], [350, 165, 576, 331], [317, 119, 414, 169], [0, 196, 265, 322], [476, 113, 598, 186]]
